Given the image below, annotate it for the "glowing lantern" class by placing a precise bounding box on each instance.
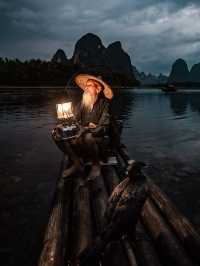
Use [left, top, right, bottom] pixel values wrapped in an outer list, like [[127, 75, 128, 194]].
[[56, 102, 74, 120]]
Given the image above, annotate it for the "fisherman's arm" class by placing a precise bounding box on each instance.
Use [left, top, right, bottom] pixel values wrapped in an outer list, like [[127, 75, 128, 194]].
[[89, 102, 110, 136]]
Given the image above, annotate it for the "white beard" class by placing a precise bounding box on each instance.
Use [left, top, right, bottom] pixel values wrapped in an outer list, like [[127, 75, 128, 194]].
[[81, 91, 97, 111]]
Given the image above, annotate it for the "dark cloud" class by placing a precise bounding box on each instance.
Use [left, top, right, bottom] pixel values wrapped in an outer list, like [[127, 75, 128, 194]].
[[0, 0, 200, 74]]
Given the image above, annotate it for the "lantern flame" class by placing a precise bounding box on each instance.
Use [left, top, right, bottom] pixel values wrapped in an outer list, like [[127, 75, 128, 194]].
[[56, 102, 73, 120]]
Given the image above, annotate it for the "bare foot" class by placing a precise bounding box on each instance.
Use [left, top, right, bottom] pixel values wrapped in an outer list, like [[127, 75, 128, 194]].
[[62, 160, 84, 179]]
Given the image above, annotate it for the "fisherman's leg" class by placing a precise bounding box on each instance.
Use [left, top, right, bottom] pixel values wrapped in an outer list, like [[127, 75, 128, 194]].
[[52, 130, 83, 178], [62, 140, 84, 178], [52, 129, 77, 159], [83, 133, 101, 179]]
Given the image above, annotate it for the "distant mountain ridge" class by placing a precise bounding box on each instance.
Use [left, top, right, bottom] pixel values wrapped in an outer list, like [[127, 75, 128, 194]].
[[51, 32, 170, 86], [2, 32, 200, 87], [132, 66, 168, 85]]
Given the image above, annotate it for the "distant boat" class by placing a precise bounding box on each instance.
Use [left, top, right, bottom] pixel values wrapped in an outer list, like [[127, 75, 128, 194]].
[[161, 84, 177, 92]]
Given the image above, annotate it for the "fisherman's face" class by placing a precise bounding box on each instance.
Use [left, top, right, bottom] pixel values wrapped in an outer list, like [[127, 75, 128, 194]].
[[85, 80, 98, 96], [82, 80, 101, 111]]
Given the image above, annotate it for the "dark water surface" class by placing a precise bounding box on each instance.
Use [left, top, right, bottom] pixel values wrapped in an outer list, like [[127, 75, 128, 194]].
[[0, 87, 200, 265]]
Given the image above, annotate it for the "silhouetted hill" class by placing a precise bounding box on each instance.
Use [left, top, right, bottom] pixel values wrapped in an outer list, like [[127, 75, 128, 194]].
[[168, 59, 190, 84], [103, 41, 134, 78], [51, 49, 69, 64], [72, 33, 105, 66], [189, 63, 200, 83], [167, 59, 200, 86]]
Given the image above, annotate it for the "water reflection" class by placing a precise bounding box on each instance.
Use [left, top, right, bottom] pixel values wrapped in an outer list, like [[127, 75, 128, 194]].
[[164, 91, 200, 116], [111, 88, 135, 121], [189, 94, 200, 113], [1, 88, 200, 122], [168, 93, 189, 115]]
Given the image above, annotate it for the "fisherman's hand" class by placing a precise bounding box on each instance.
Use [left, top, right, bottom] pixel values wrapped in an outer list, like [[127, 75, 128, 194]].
[[76, 126, 89, 138], [90, 125, 106, 136], [89, 122, 97, 128]]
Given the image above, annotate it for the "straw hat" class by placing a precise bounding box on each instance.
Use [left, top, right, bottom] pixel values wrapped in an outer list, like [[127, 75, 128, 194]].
[[74, 73, 113, 99]]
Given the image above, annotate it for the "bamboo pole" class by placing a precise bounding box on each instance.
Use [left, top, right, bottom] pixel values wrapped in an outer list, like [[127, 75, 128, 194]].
[[89, 173, 108, 234], [141, 199, 194, 266], [118, 144, 130, 165], [122, 236, 138, 266], [102, 165, 121, 196], [149, 182, 200, 264], [102, 241, 129, 266], [63, 179, 74, 265], [133, 222, 161, 266], [38, 155, 71, 266], [71, 175, 93, 262]]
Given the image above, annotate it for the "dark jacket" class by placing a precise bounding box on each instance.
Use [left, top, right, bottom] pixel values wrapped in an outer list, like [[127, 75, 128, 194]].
[[74, 94, 110, 136]]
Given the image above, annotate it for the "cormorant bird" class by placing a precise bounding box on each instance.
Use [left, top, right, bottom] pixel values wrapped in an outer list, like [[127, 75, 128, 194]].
[[78, 161, 149, 266]]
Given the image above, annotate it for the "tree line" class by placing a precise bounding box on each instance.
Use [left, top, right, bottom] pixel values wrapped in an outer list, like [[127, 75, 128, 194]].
[[0, 58, 79, 86]]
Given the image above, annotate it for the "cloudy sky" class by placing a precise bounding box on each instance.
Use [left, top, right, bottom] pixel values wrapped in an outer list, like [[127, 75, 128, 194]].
[[0, 0, 200, 74]]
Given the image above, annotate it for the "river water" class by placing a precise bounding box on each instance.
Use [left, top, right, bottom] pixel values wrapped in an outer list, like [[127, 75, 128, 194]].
[[0, 87, 200, 265]]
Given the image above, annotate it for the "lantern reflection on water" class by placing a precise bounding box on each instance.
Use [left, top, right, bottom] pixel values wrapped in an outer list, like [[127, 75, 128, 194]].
[[56, 102, 74, 120]]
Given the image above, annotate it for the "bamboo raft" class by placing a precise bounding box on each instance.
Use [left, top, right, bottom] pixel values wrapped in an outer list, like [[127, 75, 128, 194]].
[[37, 142, 200, 266]]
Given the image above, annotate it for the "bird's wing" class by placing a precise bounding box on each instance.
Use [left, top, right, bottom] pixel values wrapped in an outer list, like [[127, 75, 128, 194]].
[[103, 177, 129, 226], [111, 183, 149, 228]]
